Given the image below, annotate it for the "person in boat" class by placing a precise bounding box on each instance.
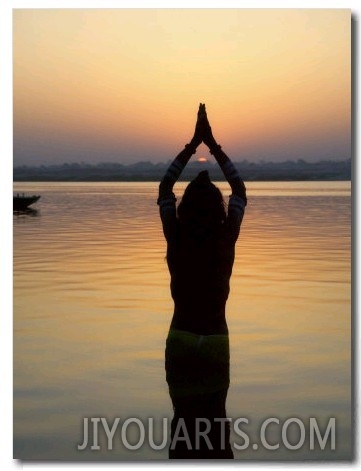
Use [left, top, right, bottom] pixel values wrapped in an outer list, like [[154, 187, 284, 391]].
[[157, 104, 247, 458]]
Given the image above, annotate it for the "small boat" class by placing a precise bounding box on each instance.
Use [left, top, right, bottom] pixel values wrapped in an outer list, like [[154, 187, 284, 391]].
[[13, 193, 41, 211]]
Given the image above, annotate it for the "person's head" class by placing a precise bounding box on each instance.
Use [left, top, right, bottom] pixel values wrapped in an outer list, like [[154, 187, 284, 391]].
[[177, 171, 226, 237]]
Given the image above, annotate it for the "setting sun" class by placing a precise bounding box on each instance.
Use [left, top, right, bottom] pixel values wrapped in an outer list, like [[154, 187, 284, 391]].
[[197, 157, 208, 163], [12, 9, 350, 166]]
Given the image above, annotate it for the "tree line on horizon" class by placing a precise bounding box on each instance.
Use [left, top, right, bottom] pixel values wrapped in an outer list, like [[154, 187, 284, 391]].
[[13, 158, 351, 182]]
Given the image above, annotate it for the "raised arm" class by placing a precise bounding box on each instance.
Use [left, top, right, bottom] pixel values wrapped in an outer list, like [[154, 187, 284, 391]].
[[157, 104, 204, 241], [202, 105, 247, 241]]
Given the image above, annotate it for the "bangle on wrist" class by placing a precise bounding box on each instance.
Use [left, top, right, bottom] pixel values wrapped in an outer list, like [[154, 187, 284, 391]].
[[209, 144, 222, 155]]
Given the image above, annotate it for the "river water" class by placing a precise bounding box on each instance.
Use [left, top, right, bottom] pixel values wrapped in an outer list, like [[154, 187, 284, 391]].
[[13, 181, 351, 461]]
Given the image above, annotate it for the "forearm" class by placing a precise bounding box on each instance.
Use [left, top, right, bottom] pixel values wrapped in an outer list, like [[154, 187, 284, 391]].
[[157, 142, 197, 205], [160, 143, 196, 189], [209, 144, 247, 204]]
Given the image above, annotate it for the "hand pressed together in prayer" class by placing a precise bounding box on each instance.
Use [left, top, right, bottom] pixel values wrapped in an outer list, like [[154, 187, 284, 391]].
[[190, 103, 218, 151]]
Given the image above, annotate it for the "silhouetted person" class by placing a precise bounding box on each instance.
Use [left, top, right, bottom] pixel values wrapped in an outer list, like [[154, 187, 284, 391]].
[[157, 104, 247, 459]]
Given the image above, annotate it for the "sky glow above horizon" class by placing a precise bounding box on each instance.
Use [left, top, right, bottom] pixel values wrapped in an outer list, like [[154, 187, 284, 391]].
[[13, 8, 351, 165]]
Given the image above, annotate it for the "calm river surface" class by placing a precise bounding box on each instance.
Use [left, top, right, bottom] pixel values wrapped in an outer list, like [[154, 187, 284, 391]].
[[13, 181, 351, 461]]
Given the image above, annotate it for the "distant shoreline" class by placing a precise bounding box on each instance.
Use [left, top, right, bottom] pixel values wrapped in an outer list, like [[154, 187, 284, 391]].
[[12, 177, 351, 182], [13, 158, 351, 182]]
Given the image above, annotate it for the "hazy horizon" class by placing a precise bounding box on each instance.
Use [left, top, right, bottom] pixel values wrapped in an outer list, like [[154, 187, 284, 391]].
[[13, 154, 351, 168], [13, 9, 351, 167]]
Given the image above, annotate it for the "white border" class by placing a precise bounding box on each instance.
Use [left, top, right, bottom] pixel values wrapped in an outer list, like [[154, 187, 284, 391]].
[[2, 2, 358, 471]]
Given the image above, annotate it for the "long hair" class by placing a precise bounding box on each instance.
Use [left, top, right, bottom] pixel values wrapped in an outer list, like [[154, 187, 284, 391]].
[[177, 170, 226, 241]]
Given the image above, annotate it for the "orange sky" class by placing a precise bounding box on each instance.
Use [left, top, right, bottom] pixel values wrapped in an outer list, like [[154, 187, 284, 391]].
[[13, 9, 351, 165]]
